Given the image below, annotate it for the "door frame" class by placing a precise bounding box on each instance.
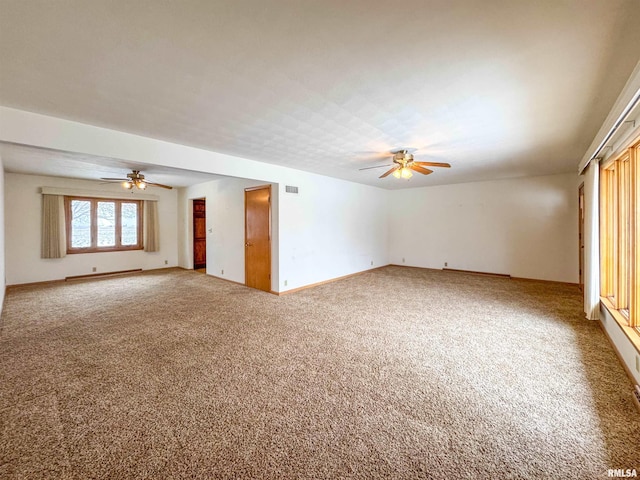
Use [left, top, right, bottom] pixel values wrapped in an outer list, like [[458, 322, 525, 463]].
[[193, 198, 207, 270], [244, 185, 272, 292], [578, 182, 584, 292]]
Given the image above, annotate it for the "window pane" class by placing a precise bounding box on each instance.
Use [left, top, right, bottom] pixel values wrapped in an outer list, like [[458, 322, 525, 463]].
[[70, 200, 91, 248], [121, 203, 138, 246], [599, 137, 640, 328], [97, 201, 116, 247]]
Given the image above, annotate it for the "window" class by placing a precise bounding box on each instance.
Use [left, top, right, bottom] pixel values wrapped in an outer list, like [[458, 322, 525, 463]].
[[65, 197, 143, 253], [600, 137, 639, 329]]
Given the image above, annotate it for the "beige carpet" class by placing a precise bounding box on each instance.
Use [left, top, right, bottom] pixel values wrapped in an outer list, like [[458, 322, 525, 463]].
[[1, 266, 638, 479]]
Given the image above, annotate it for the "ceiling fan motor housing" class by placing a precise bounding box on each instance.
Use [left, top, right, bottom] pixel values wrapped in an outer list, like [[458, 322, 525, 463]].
[[393, 150, 413, 165]]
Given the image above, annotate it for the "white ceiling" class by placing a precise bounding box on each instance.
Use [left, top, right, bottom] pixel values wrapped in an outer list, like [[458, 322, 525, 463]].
[[1, 0, 639, 189], [0, 142, 221, 188]]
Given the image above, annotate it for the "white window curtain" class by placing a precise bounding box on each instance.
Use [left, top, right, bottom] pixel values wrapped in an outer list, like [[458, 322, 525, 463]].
[[144, 200, 160, 252], [41, 194, 66, 259], [583, 160, 600, 320]]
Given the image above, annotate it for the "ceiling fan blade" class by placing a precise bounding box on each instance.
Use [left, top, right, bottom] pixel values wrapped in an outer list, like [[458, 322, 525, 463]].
[[390, 147, 418, 154], [379, 166, 400, 178], [411, 165, 433, 175], [414, 161, 451, 168], [353, 150, 394, 159], [145, 181, 173, 190], [359, 163, 393, 171], [100, 177, 129, 181]]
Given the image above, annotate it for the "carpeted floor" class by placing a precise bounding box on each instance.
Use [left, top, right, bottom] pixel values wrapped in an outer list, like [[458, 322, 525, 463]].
[[1, 266, 638, 479]]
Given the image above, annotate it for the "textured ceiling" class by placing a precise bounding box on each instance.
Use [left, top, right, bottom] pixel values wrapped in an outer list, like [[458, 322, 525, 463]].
[[1, 0, 639, 189], [0, 142, 221, 188]]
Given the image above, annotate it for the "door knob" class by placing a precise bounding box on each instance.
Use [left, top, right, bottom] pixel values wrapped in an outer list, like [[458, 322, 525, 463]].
[[245, 242, 253, 247]]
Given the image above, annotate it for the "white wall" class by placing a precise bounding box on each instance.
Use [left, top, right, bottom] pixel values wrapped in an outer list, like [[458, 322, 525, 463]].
[[4, 173, 179, 285], [0, 108, 389, 293], [0, 154, 5, 312], [0, 107, 578, 290], [388, 173, 579, 283], [278, 175, 388, 291], [177, 174, 388, 293], [178, 177, 275, 285], [600, 305, 640, 385]]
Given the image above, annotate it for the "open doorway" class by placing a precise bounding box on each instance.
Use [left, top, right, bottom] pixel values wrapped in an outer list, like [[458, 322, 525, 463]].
[[193, 198, 206, 272]]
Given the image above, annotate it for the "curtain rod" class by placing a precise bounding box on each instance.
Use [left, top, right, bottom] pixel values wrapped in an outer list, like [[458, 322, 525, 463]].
[[40, 186, 160, 201], [586, 87, 640, 167]]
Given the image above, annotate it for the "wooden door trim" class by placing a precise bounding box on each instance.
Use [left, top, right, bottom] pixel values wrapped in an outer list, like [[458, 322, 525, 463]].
[[245, 185, 270, 192], [193, 198, 207, 270], [578, 182, 584, 292], [244, 185, 271, 291]]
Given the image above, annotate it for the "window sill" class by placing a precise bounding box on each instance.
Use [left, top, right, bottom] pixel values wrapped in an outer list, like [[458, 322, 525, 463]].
[[601, 297, 640, 354], [67, 247, 144, 254]]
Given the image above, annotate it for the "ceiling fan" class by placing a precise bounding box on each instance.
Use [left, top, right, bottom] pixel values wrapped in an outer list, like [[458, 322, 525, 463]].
[[101, 170, 173, 190], [359, 149, 451, 179]]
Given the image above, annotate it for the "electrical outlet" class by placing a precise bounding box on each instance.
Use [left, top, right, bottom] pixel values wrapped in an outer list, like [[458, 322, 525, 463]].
[[444, 262, 448, 267], [92, 267, 97, 272], [284, 280, 288, 286], [402, 257, 405, 263], [164, 260, 168, 265], [370, 260, 373, 266], [221, 269, 224, 275]]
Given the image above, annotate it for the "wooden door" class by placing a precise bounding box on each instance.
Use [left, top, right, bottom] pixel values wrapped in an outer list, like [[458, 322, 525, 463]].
[[245, 186, 271, 292], [193, 199, 206, 270], [578, 183, 584, 291]]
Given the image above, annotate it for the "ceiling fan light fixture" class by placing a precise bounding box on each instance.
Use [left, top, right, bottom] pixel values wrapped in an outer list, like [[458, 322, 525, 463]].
[[363, 148, 450, 180], [394, 167, 412, 179], [104, 170, 173, 190], [392, 167, 413, 179]]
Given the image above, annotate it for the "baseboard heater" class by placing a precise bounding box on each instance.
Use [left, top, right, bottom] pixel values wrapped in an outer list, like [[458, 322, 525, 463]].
[[65, 269, 142, 281], [442, 268, 511, 279]]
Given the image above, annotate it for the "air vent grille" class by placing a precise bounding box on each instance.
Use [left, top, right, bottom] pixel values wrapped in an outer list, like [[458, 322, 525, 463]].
[[285, 185, 299, 194]]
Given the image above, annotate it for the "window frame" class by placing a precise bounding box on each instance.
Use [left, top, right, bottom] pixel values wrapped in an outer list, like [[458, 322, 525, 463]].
[[64, 196, 144, 254], [600, 136, 639, 329]]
